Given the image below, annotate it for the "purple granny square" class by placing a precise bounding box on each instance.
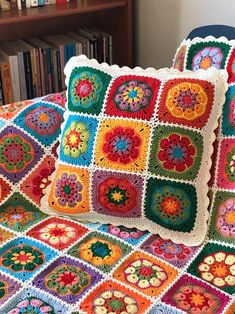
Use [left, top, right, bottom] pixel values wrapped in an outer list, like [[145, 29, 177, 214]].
[[32, 255, 103, 303], [0, 273, 21, 306], [141, 234, 199, 268], [0, 125, 43, 183]]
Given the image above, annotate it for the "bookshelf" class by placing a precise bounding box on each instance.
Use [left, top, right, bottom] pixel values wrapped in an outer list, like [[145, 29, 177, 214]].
[[0, 0, 133, 66]]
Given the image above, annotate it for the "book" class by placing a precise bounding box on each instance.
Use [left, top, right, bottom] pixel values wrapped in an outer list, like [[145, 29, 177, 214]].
[[0, 43, 21, 102], [30, 0, 38, 7], [38, 0, 44, 5], [79, 29, 97, 59], [0, 55, 13, 105], [27, 38, 54, 95], [43, 34, 78, 91], [10, 0, 18, 10], [67, 32, 88, 56], [21, 0, 26, 8]]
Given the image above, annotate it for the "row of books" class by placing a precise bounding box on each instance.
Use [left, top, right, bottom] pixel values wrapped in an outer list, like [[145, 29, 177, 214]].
[[9, 0, 69, 11], [0, 28, 113, 105]]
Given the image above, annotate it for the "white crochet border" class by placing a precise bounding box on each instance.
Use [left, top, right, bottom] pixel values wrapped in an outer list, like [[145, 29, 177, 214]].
[[41, 55, 228, 246]]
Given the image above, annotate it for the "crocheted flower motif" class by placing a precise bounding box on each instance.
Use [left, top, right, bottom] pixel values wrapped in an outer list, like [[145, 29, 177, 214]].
[[92, 170, 143, 218], [48, 165, 90, 215], [80, 280, 151, 314], [173, 45, 187, 71], [149, 125, 202, 181], [192, 47, 224, 70], [7, 297, 54, 314], [25, 106, 62, 136], [68, 67, 111, 114], [222, 85, 235, 136], [103, 127, 141, 164], [158, 133, 196, 172], [145, 178, 197, 232], [0, 126, 43, 183], [0, 100, 33, 120], [108, 225, 145, 240], [227, 48, 235, 83], [173, 284, 220, 313], [93, 290, 139, 314], [216, 198, 235, 239], [0, 205, 35, 229], [158, 79, 214, 129], [0, 192, 46, 232], [20, 156, 55, 205], [62, 121, 90, 158], [113, 251, 178, 297], [79, 238, 122, 268], [46, 264, 91, 296], [95, 119, 150, 172], [186, 42, 231, 71], [98, 177, 137, 213], [42, 91, 67, 106], [151, 237, 192, 261], [1, 245, 44, 272], [38, 223, 77, 246], [55, 172, 83, 208], [217, 139, 235, 189], [0, 134, 33, 173], [124, 258, 168, 289], [105, 75, 160, 120], [60, 115, 98, 166], [198, 252, 235, 289]]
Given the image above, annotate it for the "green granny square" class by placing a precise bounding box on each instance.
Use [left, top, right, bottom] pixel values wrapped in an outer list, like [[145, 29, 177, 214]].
[[68, 66, 111, 114], [149, 125, 203, 181]]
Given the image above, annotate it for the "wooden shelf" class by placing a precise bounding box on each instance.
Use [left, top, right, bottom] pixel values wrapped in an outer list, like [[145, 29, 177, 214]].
[[0, 0, 127, 25], [0, 0, 133, 67]]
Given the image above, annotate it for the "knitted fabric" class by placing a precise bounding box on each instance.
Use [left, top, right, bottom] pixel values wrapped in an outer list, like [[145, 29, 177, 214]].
[[42, 55, 227, 246], [0, 93, 234, 313]]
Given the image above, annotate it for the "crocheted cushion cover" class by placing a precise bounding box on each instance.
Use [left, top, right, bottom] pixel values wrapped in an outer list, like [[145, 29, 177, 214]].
[[0, 95, 235, 313], [42, 55, 227, 246], [173, 36, 235, 246]]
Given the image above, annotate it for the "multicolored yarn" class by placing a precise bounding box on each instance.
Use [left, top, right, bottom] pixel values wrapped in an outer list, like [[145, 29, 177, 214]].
[[42, 55, 227, 246], [0, 62, 233, 312]]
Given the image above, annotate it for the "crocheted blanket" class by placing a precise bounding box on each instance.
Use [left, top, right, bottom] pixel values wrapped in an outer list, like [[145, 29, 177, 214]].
[[0, 93, 234, 314]]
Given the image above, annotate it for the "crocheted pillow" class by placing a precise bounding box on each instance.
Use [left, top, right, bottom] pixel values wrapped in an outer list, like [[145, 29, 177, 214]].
[[41, 55, 227, 246], [173, 36, 235, 245]]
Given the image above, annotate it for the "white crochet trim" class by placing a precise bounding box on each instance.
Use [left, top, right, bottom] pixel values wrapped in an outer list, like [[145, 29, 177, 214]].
[[41, 55, 228, 246]]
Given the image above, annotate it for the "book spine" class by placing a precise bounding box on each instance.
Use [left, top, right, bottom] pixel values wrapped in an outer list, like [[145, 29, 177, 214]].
[[39, 48, 45, 95], [17, 52, 27, 100], [21, 0, 26, 8], [35, 48, 42, 97], [45, 0, 50, 4], [30, 48, 37, 98], [1, 64, 13, 105], [26, 0, 31, 8], [108, 35, 113, 65], [56, 50, 62, 92], [65, 43, 76, 63], [59, 44, 65, 90], [43, 49, 50, 94], [10, 0, 18, 9], [46, 48, 53, 93], [52, 49, 58, 93], [56, 0, 66, 4], [38, 0, 44, 5], [17, 0, 21, 9], [30, 0, 38, 6], [9, 56, 21, 102], [23, 51, 33, 99]]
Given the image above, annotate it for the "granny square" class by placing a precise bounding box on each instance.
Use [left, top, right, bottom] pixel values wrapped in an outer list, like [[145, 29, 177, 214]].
[[42, 55, 228, 246], [187, 242, 235, 294], [162, 274, 231, 314]]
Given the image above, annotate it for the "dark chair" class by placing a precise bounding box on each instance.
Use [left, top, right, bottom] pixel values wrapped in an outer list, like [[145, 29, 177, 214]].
[[187, 24, 235, 40]]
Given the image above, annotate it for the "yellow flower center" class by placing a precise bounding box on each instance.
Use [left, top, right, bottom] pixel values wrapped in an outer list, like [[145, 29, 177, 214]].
[[225, 211, 235, 225], [38, 112, 49, 123], [190, 293, 205, 306], [200, 57, 212, 69], [69, 134, 79, 145], [111, 191, 123, 202]]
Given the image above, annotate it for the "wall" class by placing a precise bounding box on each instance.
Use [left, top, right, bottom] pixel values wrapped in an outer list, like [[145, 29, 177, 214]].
[[135, 0, 235, 68]]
